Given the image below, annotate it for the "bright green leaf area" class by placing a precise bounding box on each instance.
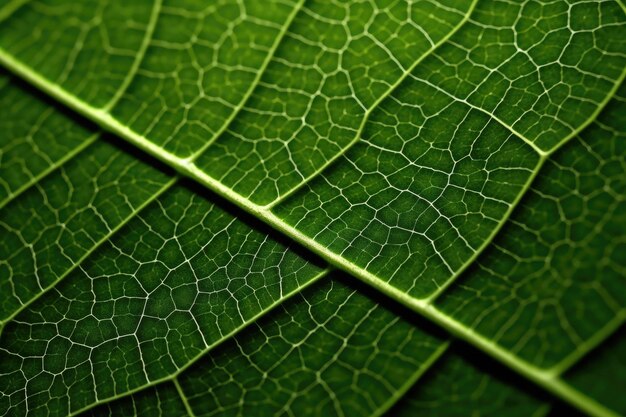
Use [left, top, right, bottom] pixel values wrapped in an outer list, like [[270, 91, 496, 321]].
[[0, 0, 625, 416]]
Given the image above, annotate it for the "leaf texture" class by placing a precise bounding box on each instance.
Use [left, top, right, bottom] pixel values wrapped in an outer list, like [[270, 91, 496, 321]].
[[0, 0, 625, 416]]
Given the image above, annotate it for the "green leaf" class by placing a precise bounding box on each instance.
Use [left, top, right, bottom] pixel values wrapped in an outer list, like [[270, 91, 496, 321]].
[[0, 0, 625, 416]]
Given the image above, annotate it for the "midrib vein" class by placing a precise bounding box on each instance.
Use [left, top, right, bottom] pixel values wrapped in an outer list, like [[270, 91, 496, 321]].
[[421, 304, 622, 417], [0, 0, 162, 210], [0, 0, 305, 335], [0, 46, 621, 417]]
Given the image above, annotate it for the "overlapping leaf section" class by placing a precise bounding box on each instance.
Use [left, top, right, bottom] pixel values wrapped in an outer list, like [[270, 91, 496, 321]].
[[178, 277, 447, 417], [388, 350, 549, 417], [565, 330, 626, 415]]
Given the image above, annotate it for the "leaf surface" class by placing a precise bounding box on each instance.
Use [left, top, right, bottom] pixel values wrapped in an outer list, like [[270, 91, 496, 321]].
[[0, 0, 625, 416]]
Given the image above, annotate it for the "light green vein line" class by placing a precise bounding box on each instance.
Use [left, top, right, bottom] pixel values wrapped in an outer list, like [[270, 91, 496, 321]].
[[414, 66, 626, 158], [548, 311, 626, 376], [173, 378, 196, 417], [370, 341, 450, 417], [415, 77, 549, 156], [0, 176, 178, 337], [0, 0, 30, 23], [190, 169, 621, 417], [71, 269, 444, 417], [67, 268, 332, 417], [102, 0, 163, 111], [0, 132, 99, 210], [185, 0, 306, 161], [264, 0, 479, 209], [0, 48, 273, 217], [545, 67, 626, 156]]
